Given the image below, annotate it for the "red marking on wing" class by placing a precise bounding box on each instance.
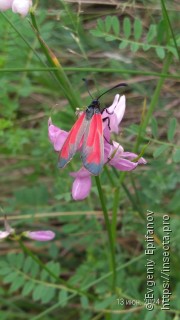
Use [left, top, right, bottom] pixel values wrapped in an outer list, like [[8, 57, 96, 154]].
[[59, 112, 87, 166], [82, 114, 104, 175]]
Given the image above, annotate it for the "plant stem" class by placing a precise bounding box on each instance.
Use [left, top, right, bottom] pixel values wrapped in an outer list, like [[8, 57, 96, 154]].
[[141, 52, 172, 133], [133, 52, 172, 150], [95, 176, 116, 291], [29, 11, 81, 111], [160, 0, 180, 62], [0, 67, 179, 80], [111, 188, 120, 244]]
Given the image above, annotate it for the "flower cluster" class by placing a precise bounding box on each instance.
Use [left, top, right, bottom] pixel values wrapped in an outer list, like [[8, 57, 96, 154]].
[[48, 94, 146, 200], [0, 217, 55, 242], [0, 0, 32, 16]]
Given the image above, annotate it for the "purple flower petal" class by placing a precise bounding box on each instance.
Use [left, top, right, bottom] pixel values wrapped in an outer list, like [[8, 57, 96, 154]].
[[121, 152, 147, 164], [106, 142, 146, 171], [138, 157, 147, 164], [104, 140, 124, 162], [25, 231, 55, 241], [0, 0, 13, 11], [104, 94, 120, 114], [70, 167, 92, 200], [12, 0, 32, 16], [102, 94, 126, 134], [110, 157, 138, 171], [48, 118, 69, 152], [114, 95, 126, 125]]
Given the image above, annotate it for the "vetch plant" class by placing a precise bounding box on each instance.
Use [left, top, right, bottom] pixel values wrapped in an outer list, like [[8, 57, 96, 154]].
[[48, 94, 146, 200], [0, 0, 179, 317], [0, 0, 32, 16]]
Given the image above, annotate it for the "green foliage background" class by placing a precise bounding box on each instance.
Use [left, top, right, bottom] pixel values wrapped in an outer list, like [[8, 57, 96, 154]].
[[0, 0, 180, 319]]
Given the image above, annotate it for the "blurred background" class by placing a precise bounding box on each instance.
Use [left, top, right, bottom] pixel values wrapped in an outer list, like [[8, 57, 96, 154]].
[[0, 0, 180, 319]]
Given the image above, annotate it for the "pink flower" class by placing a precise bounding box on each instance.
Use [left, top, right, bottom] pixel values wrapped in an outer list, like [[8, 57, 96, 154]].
[[0, 0, 13, 11], [105, 140, 146, 171], [49, 94, 146, 200], [0, 217, 55, 242], [103, 94, 126, 134], [24, 231, 55, 241], [12, 0, 32, 16], [48, 118, 68, 152], [0, 0, 32, 16], [70, 167, 92, 200]]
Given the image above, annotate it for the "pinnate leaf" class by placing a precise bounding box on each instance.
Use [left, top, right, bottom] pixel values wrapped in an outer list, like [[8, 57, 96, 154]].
[[123, 17, 131, 38], [167, 118, 177, 142], [134, 18, 142, 40], [112, 16, 120, 36], [153, 145, 169, 158]]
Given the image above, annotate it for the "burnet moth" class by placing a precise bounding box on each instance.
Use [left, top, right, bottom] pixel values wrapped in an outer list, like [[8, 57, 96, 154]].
[[58, 81, 127, 175]]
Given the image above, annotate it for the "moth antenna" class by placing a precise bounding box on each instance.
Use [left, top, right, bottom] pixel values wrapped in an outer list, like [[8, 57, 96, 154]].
[[82, 78, 94, 99], [97, 83, 127, 100]]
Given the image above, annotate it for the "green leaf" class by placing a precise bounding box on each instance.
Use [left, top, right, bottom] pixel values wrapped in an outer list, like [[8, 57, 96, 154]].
[[147, 24, 156, 42], [97, 18, 104, 31], [80, 296, 89, 308], [40, 269, 49, 281], [9, 275, 24, 293], [153, 145, 169, 158], [105, 35, 116, 41], [157, 20, 165, 44], [143, 43, 151, 51], [144, 309, 157, 320], [95, 295, 116, 310], [173, 149, 180, 163], [167, 46, 178, 58], [0, 119, 12, 130], [46, 261, 60, 281], [155, 310, 166, 320], [167, 118, 177, 142], [22, 281, 35, 296], [32, 284, 46, 302], [105, 16, 112, 32], [123, 17, 131, 38], [30, 261, 40, 278], [119, 40, 128, 49], [134, 18, 142, 40], [90, 30, 104, 37], [41, 287, 56, 304], [151, 117, 158, 138], [3, 272, 17, 284], [14, 253, 24, 269], [130, 43, 139, 52], [59, 290, 68, 307], [0, 267, 12, 276], [23, 256, 33, 273], [112, 16, 120, 36], [62, 224, 79, 233], [0, 261, 8, 269], [7, 253, 17, 266], [155, 47, 165, 59]]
